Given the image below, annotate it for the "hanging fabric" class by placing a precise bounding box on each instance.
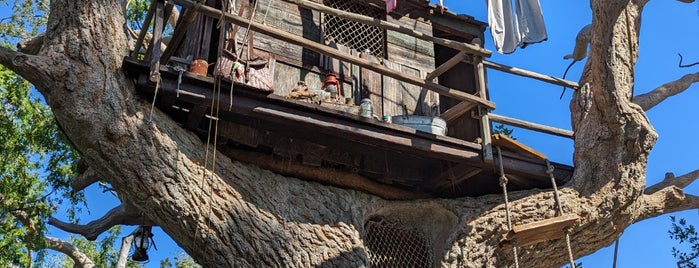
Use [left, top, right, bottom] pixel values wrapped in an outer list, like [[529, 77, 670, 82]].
[[439, 0, 445, 14], [487, 0, 547, 54], [386, 0, 397, 14], [514, 0, 547, 48]]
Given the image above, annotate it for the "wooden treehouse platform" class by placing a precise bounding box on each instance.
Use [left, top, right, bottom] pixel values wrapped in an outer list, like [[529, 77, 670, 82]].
[[122, 0, 579, 199]]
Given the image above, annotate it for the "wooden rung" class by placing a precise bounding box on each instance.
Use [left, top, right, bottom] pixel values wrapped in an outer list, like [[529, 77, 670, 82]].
[[500, 214, 579, 248]]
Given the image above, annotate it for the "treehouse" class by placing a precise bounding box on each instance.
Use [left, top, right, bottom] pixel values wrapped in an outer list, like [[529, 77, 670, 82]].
[[122, 0, 579, 199]]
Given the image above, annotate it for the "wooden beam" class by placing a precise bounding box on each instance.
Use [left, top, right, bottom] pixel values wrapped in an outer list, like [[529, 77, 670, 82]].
[[131, 0, 156, 59], [483, 60, 580, 89], [170, 0, 495, 109], [148, 2, 165, 82], [279, 0, 491, 57], [184, 105, 208, 130], [501, 214, 580, 248], [160, 0, 205, 65], [421, 164, 482, 191], [440, 100, 477, 123], [488, 113, 574, 139], [220, 146, 431, 200], [426, 51, 468, 81]]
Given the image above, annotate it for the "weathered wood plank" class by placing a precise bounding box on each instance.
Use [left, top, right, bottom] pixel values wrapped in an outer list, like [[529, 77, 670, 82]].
[[131, 0, 156, 58], [501, 214, 580, 248], [161, 1, 203, 64], [386, 31, 435, 58], [220, 146, 431, 200], [488, 113, 575, 139], [427, 51, 467, 80], [278, 0, 491, 56], [483, 60, 580, 89], [148, 2, 165, 82], [184, 104, 208, 130], [440, 101, 477, 123], [492, 134, 547, 160]]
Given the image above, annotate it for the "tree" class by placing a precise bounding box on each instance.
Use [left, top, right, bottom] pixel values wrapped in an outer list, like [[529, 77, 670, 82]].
[[1, 0, 699, 267]]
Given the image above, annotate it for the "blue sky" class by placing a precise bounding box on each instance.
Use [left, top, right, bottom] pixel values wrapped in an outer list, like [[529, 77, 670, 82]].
[[434, 0, 699, 267], [2, 0, 698, 267]]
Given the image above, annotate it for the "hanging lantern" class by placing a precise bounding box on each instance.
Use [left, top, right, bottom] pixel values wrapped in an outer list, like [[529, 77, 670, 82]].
[[131, 226, 153, 262]]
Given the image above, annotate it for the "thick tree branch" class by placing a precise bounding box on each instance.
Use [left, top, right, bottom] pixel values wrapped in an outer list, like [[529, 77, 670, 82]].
[[45, 236, 96, 268], [49, 205, 154, 240], [17, 33, 45, 55], [645, 169, 699, 194], [71, 166, 98, 191], [632, 72, 699, 111], [116, 234, 134, 268], [637, 188, 699, 222], [0, 47, 56, 91]]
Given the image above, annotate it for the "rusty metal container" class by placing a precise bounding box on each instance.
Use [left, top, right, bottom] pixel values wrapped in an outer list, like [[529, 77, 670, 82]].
[[190, 59, 208, 76]]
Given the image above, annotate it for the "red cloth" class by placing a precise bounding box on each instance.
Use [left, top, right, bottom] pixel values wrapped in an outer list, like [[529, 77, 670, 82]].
[[386, 0, 397, 14]]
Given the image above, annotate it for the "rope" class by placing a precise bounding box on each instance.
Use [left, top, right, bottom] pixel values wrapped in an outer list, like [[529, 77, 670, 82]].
[[497, 147, 519, 268], [148, 75, 161, 122], [546, 160, 576, 268]]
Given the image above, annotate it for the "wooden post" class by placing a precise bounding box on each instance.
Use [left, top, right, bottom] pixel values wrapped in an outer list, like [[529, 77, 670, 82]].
[[473, 50, 493, 162], [131, 0, 157, 59], [149, 2, 165, 83], [160, 0, 206, 65]]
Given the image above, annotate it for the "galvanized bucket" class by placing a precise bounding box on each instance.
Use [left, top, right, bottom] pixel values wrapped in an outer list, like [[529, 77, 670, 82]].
[[392, 115, 447, 136]]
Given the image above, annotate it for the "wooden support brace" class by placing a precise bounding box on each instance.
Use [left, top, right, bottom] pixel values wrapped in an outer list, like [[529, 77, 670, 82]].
[[149, 2, 165, 83], [171, 0, 496, 109], [160, 0, 205, 65], [440, 101, 477, 123], [500, 214, 580, 248], [184, 105, 208, 130], [476, 108, 493, 162], [426, 51, 468, 81]]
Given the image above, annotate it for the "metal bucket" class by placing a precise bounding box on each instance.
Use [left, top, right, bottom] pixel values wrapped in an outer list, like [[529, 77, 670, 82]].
[[392, 115, 447, 136]]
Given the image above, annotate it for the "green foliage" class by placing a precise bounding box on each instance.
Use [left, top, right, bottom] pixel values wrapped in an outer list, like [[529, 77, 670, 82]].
[[670, 216, 699, 268], [0, 57, 80, 266], [493, 123, 516, 140], [126, 0, 152, 30], [160, 252, 202, 268], [0, 0, 49, 42]]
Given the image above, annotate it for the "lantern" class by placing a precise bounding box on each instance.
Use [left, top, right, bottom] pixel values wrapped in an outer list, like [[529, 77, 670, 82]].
[[131, 226, 153, 262]]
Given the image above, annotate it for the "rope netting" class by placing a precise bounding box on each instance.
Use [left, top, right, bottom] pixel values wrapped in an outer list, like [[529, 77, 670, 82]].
[[364, 217, 431, 268], [322, 0, 385, 58]]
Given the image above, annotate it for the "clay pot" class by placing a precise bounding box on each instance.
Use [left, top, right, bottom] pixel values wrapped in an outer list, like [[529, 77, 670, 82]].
[[190, 59, 208, 76]]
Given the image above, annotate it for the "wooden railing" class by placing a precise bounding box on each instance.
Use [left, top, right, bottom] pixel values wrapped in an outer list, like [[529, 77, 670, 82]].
[[134, 0, 577, 162]]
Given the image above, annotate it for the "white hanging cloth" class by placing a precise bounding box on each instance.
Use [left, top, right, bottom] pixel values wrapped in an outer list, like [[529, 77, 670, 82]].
[[487, 0, 547, 54]]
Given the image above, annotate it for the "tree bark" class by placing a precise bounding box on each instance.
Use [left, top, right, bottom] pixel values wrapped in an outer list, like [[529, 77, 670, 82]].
[[1, 0, 697, 267]]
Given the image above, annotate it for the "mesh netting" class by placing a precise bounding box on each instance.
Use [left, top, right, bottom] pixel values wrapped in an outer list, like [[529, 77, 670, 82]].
[[364, 217, 432, 268], [322, 0, 385, 58]]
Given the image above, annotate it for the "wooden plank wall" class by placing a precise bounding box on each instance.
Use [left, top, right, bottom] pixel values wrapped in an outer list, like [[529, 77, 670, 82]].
[[218, 0, 438, 118]]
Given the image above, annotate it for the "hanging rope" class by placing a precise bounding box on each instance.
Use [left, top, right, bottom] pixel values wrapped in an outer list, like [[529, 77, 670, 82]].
[[497, 147, 520, 268], [148, 76, 161, 122], [546, 160, 576, 268]]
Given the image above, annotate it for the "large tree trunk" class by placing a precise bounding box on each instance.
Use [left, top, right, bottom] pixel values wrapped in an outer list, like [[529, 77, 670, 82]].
[[1, 0, 695, 267]]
